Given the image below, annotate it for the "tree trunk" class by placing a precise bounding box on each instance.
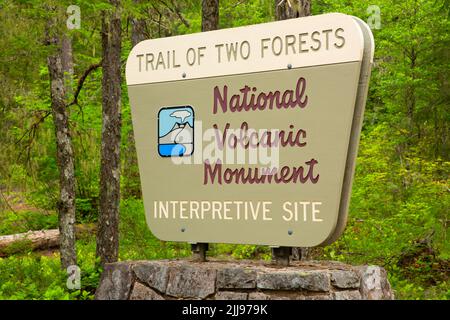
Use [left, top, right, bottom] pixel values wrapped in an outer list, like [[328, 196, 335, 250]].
[[48, 38, 77, 270], [202, 0, 219, 31], [275, 0, 311, 20], [193, 0, 220, 261], [274, 0, 311, 262], [61, 35, 74, 96], [96, 0, 122, 266], [122, 7, 146, 199], [0, 230, 60, 255], [0, 225, 96, 256], [131, 13, 146, 46]]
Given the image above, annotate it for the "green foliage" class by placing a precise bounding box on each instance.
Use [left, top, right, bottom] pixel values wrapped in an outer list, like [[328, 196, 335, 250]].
[[211, 243, 272, 260], [0, 239, 34, 257], [0, 210, 58, 236], [0, 254, 64, 300], [219, 0, 274, 28], [303, 0, 449, 300], [75, 198, 98, 223], [119, 199, 191, 260], [0, 239, 102, 300], [318, 123, 449, 299], [0, 198, 191, 300], [0, 252, 96, 300]]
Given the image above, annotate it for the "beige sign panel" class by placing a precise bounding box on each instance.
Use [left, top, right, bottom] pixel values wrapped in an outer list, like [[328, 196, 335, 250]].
[[126, 13, 374, 247]]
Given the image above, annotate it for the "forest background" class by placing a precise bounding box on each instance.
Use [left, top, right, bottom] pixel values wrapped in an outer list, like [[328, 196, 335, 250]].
[[0, 0, 448, 300]]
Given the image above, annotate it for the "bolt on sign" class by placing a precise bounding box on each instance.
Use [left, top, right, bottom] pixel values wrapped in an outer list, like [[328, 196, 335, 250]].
[[126, 13, 374, 247]]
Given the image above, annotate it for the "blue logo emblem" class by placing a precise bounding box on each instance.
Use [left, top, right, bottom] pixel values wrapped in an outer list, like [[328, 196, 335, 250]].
[[158, 106, 194, 157]]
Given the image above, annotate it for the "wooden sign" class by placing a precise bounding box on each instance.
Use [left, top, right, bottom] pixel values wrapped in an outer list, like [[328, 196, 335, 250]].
[[125, 13, 374, 247]]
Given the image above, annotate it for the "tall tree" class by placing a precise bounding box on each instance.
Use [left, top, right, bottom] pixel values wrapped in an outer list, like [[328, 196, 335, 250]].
[[202, 0, 219, 31], [96, 0, 122, 265], [190, 0, 220, 262], [60, 36, 74, 95], [46, 10, 77, 269], [131, 5, 147, 46], [122, 0, 146, 199], [274, 0, 311, 262]]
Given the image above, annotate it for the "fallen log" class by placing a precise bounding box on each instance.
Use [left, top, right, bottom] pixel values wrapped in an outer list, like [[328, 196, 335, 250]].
[[0, 224, 96, 256]]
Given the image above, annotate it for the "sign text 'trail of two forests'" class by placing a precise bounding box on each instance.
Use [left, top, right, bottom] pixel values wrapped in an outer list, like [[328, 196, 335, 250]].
[[125, 13, 374, 247]]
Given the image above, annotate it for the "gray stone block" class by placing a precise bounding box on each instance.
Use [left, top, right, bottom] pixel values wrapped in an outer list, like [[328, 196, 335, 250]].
[[303, 294, 334, 300], [248, 292, 270, 300], [215, 291, 248, 300], [130, 282, 164, 300], [359, 266, 394, 300], [333, 290, 362, 300], [217, 268, 256, 289], [166, 264, 216, 299], [330, 270, 360, 289], [95, 262, 133, 300], [257, 270, 330, 292], [132, 261, 169, 293], [95, 260, 394, 301]]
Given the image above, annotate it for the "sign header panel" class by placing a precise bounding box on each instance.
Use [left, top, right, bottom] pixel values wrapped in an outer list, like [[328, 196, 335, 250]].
[[126, 13, 365, 85]]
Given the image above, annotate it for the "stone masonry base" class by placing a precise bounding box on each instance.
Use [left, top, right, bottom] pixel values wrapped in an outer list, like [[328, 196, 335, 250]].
[[95, 259, 394, 300]]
